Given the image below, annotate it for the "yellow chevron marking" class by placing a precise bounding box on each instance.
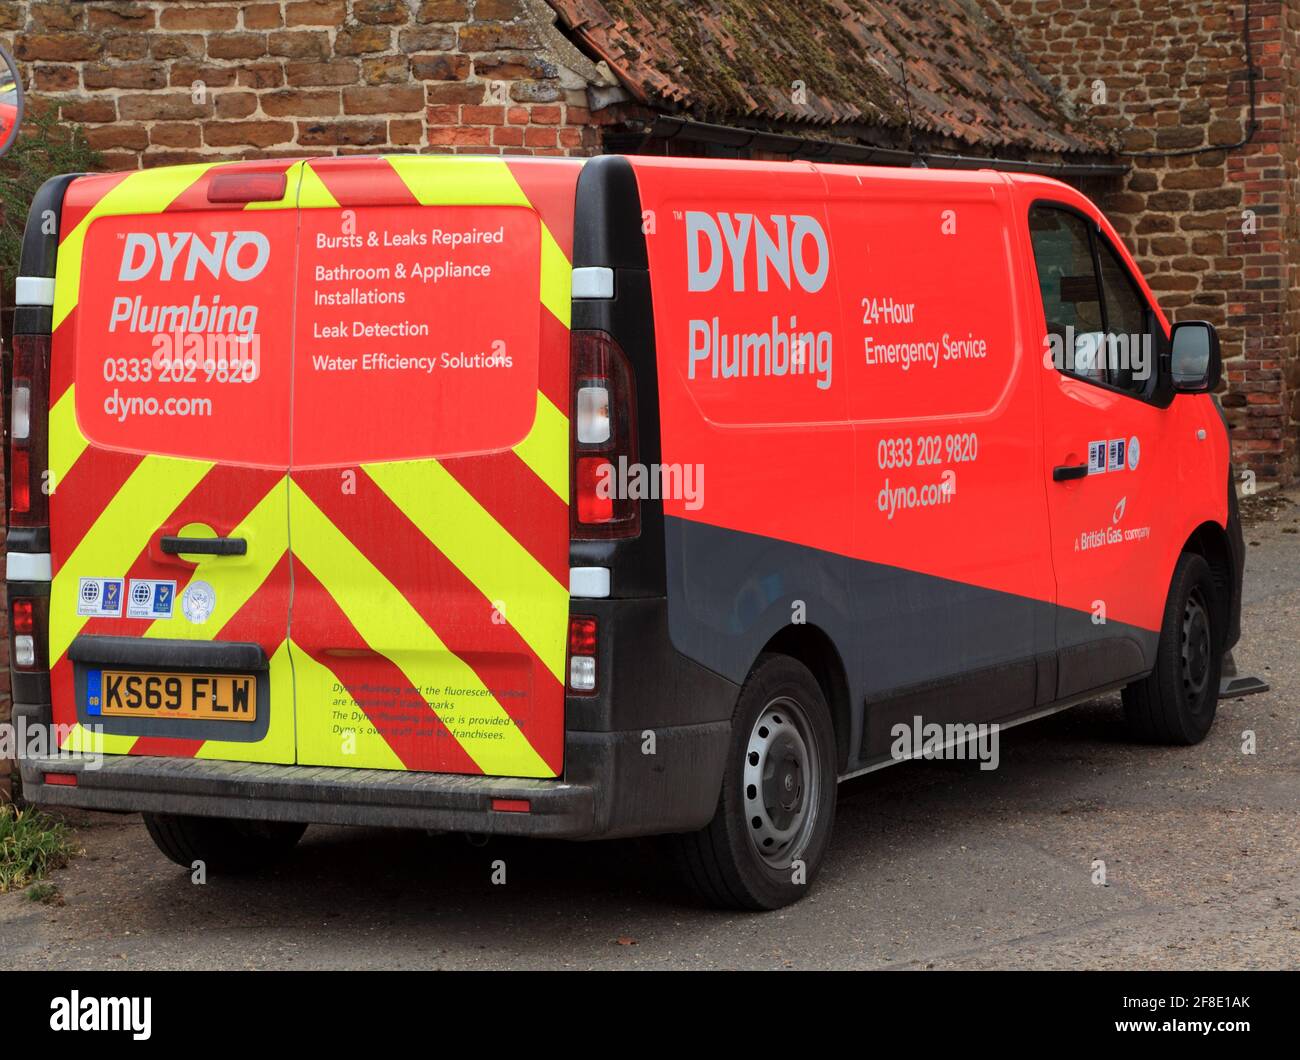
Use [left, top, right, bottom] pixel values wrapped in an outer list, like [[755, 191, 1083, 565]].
[[539, 224, 571, 329], [385, 155, 530, 207], [53, 164, 219, 332], [289, 641, 405, 771], [143, 477, 289, 642], [194, 640, 296, 763], [49, 384, 89, 492], [297, 162, 340, 209], [383, 154, 571, 328], [60, 723, 137, 756], [288, 482, 553, 777], [512, 391, 568, 503], [362, 460, 567, 683], [49, 456, 213, 665]]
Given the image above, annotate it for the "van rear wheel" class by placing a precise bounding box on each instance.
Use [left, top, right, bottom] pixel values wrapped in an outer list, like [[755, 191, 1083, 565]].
[[672, 654, 837, 910], [143, 813, 306, 874], [1122, 552, 1222, 745]]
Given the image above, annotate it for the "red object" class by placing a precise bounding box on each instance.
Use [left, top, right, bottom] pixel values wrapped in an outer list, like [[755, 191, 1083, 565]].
[[491, 798, 531, 813], [46, 155, 582, 780], [576, 458, 614, 524], [11, 598, 34, 635], [568, 615, 597, 656], [207, 171, 287, 204], [43, 773, 78, 787], [10, 448, 30, 513], [571, 330, 638, 538], [8, 334, 50, 526]]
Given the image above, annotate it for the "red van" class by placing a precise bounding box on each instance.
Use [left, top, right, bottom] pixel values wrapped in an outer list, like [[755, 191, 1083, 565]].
[[7, 156, 1242, 909]]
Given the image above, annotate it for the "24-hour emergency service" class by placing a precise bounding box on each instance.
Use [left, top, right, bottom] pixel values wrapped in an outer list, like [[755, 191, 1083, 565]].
[[7, 155, 1244, 909]]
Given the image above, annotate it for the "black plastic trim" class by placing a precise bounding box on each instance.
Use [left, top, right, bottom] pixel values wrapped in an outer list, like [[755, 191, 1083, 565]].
[[572, 155, 648, 271], [14, 306, 53, 335], [570, 156, 665, 598], [5, 526, 50, 553], [68, 635, 267, 671], [1224, 463, 1245, 651], [160, 535, 247, 556], [17, 173, 81, 286]]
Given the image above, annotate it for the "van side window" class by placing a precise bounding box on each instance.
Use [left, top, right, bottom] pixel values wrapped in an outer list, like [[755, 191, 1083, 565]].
[[1097, 240, 1150, 394], [1028, 207, 1106, 384], [1028, 205, 1154, 397]]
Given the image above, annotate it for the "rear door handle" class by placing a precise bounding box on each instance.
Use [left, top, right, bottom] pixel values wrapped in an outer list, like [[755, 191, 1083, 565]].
[[1052, 463, 1089, 482], [160, 536, 247, 556]]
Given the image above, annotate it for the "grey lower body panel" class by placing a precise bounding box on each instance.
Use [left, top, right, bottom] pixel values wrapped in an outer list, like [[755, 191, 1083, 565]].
[[663, 516, 1158, 767], [13, 701, 732, 841], [21, 753, 599, 837]]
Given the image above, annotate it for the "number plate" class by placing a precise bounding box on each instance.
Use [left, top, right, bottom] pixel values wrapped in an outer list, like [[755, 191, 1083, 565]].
[[87, 670, 257, 722]]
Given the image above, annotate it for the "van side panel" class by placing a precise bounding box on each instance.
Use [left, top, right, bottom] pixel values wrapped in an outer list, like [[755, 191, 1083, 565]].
[[629, 159, 1162, 770]]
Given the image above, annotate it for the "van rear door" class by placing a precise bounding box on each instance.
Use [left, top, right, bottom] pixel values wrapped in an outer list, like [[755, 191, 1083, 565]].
[[48, 161, 298, 764], [286, 156, 576, 778]]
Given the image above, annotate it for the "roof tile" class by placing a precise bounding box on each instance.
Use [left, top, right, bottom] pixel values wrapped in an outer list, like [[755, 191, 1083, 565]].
[[545, 0, 1109, 154]]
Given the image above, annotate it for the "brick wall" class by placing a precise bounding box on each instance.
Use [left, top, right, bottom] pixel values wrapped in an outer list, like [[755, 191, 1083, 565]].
[[0, 0, 608, 165], [991, 0, 1300, 483]]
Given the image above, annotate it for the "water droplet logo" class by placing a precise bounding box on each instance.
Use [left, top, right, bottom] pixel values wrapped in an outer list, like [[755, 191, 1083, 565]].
[[1113, 496, 1127, 524]]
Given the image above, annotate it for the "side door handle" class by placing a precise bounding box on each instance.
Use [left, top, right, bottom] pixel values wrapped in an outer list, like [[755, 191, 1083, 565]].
[[160, 536, 247, 556], [1052, 463, 1089, 482]]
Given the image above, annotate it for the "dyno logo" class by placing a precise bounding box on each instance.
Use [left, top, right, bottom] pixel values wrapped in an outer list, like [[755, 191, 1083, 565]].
[[118, 231, 271, 283], [686, 211, 830, 295]]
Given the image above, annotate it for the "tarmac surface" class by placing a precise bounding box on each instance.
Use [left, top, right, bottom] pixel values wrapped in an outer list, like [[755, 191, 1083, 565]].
[[3, 490, 1297, 970]]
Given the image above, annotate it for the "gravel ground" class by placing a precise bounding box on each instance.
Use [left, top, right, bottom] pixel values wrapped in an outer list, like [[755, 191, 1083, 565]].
[[2, 490, 1297, 970]]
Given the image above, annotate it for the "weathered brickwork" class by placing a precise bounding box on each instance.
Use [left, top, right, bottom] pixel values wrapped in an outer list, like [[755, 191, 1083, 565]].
[[0, 0, 607, 163], [991, 0, 1300, 483]]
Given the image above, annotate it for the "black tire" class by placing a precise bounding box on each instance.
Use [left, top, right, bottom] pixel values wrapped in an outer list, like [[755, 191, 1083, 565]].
[[1122, 552, 1223, 745], [671, 653, 837, 910], [142, 813, 306, 874]]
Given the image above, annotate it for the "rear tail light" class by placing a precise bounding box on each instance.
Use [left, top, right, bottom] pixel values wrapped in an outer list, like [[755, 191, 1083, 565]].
[[567, 615, 598, 693], [575, 458, 614, 523], [575, 384, 610, 444], [9, 333, 51, 526], [10, 596, 47, 671], [571, 330, 638, 539]]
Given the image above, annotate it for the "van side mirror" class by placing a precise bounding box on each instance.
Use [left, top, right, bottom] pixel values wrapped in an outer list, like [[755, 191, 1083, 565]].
[[1169, 321, 1221, 393]]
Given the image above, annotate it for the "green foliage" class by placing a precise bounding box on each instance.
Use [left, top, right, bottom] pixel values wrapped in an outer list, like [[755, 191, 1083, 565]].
[[0, 804, 79, 891], [25, 880, 60, 904], [0, 107, 101, 312]]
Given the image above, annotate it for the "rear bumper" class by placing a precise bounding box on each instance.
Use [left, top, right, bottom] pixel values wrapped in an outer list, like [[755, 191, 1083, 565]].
[[12, 702, 730, 840], [21, 749, 596, 836]]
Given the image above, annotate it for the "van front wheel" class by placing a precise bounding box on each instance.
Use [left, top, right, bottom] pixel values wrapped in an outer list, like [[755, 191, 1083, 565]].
[[672, 654, 837, 910], [1122, 552, 1223, 745], [143, 813, 306, 874]]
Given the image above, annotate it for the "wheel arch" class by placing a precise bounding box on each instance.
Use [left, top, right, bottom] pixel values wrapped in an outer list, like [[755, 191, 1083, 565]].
[[1181, 520, 1235, 649], [760, 623, 852, 773]]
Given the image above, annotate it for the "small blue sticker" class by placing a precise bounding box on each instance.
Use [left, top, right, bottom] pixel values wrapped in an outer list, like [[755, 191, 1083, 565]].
[[86, 669, 102, 715], [127, 579, 177, 620], [77, 577, 124, 618]]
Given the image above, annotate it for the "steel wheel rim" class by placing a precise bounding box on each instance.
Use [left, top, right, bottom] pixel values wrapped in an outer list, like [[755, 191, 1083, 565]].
[[1181, 588, 1212, 701], [742, 696, 821, 870]]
